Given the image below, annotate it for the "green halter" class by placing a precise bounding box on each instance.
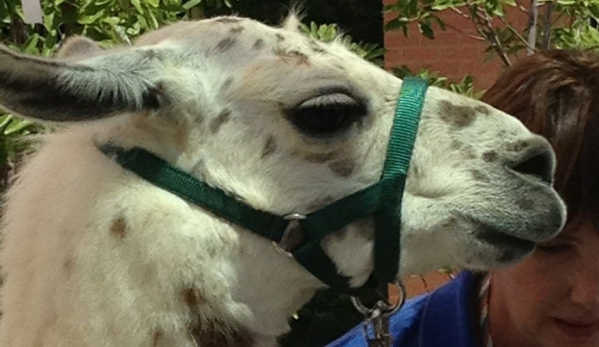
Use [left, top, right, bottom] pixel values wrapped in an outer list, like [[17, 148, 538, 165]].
[[99, 77, 428, 298]]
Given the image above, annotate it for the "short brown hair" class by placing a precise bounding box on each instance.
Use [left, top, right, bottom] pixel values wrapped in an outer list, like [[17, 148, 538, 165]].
[[481, 50, 599, 225]]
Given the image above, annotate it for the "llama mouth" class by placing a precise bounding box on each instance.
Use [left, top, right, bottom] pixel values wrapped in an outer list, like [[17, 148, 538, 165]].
[[476, 229, 536, 254]]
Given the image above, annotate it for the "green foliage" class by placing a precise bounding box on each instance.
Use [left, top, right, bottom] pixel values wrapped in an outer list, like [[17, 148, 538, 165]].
[[0, 0, 236, 53], [383, 0, 599, 98], [301, 21, 385, 65], [385, 0, 599, 56]]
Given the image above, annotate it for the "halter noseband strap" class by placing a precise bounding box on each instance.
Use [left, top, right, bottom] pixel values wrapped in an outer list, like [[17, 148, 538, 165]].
[[98, 77, 428, 299]]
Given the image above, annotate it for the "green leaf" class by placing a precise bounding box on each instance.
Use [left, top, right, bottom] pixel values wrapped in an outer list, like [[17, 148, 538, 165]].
[[0, 115, 14, 133], [5, 118, 35, 136], [131, 0, 144, 13], [418, 22, 435, 39], [146, 0, 160, 8], [22, 34, 40, 54], [182, 0, 202, 10], [78, 10, 106, 25], [384, 17, 407, 32]]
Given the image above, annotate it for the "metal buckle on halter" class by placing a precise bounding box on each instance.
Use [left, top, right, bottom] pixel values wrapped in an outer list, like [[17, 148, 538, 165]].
[[351, 281, 406, 347], [271, 213, 306, 258]]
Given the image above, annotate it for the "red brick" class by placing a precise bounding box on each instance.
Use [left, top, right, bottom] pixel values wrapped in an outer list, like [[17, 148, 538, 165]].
[[382, 1, 533, 94], [383, 11, 398, 23], [384, 49, 403, 65], [385, 32, 412, 48], [401, 45, 442, 62]]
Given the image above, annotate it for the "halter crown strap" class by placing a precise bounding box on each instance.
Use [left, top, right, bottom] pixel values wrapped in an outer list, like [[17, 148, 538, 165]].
[[98, 77, 428, 298]]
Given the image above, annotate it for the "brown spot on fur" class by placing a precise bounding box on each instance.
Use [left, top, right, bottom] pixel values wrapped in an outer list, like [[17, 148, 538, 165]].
[[303, 152, 336, 163], [470, 170, 490, 183], [474, 105, 490, 115], [210, 109, 232, 134], [181, 288, 203, 308], [482, 150, 498, 162], [110, 217, 127, 239], [215, 37, 236, 52], [145, 50, 158, 59], [64, 257, 75, 274], [439, 100, 477, 127], [189, 319, 254, 347], [153, 329, 164, 346], [275, 33, 285, 42], [229, 26, 244, 34], [516, 198, 535, 211], [277, 50, 309, 65], [505, 140, 530, 152], [261, 136, 277, 158], [312, 46, 325, 53], [253, 39, 265, 50], [329, 159, 355, 177]]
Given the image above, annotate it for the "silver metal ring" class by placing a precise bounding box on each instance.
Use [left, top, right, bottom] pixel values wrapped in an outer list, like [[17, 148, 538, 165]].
[[271, 213, 307, 258], [350, 281, 406, 317], [284, 213, 306, 221]]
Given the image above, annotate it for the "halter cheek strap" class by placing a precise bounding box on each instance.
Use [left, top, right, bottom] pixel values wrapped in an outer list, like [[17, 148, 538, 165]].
[[98, 77, 428, 299]]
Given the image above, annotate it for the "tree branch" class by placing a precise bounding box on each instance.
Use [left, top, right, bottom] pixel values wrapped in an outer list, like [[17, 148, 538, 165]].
[[542, 1, 553, 50], [498, 16, 536, 53], [527, 0, 538, 55], [468, 2, 512, 66]]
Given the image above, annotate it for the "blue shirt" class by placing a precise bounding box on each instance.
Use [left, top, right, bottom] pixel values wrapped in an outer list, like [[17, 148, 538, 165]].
[[326, 272, 481, 347]]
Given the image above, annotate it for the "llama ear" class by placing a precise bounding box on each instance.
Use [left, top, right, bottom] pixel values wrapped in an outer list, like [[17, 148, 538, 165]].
[[0, 44, 160, 122], [55, 36, 103, 59]]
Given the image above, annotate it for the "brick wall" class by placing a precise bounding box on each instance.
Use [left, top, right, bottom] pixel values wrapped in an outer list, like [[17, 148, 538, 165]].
[[383, 0, 528, 90]]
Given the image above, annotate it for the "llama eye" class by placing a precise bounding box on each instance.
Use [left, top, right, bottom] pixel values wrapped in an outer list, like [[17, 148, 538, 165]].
[[287, 93, 366, 136]]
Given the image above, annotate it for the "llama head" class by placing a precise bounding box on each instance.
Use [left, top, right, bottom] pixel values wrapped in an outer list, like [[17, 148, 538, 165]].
[[0, 15, 565, 289]]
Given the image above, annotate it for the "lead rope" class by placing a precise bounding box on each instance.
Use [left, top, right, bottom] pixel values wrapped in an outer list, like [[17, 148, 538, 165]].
[[351, 281, 407, 347]]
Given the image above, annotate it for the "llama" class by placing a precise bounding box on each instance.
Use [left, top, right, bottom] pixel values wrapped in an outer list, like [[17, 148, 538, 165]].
[[0, 15, 565, 347]]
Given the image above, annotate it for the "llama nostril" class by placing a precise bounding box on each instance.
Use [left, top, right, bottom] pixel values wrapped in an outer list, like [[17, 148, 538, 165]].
[[511, 144, 554, 184]]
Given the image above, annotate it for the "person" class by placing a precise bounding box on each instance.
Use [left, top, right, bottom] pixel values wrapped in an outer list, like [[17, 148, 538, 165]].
[[327, 49, 599, 347]]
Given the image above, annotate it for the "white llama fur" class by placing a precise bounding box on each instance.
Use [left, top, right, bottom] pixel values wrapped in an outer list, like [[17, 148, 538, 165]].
[[0, 15, 565, 347]]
